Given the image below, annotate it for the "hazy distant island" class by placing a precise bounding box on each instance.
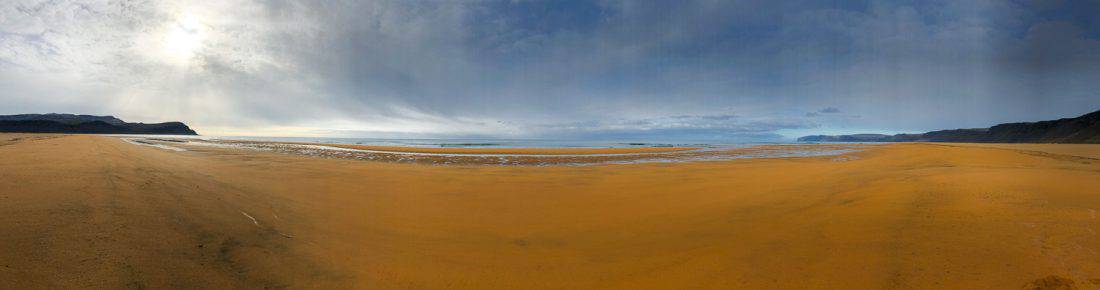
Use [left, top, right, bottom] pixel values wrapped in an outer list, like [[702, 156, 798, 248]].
[[800, 109, 1100, 143], [0, 113, 197, 135]]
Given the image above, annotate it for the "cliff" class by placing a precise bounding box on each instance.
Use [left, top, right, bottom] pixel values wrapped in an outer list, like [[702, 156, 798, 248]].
[[0, 114, 198, 135]]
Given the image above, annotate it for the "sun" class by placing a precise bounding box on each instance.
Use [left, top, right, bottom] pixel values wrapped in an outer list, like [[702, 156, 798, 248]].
[[162, 14, 206, 64]]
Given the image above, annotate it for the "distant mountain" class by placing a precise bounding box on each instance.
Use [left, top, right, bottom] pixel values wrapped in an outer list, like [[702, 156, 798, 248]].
[[0, 114, 197, 135], [0, 113, 126, 125], [798, 109, 1100, 143]]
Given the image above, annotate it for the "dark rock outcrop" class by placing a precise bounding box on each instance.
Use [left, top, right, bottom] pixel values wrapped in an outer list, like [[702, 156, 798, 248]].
[[0, 114, 197, 135], [798, 109, 1100, 143]]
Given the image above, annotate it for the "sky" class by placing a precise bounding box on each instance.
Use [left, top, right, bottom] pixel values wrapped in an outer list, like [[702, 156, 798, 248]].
[[1, 0, 1099, 141]]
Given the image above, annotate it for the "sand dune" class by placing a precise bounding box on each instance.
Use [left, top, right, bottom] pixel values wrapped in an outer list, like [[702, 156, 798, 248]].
[[1, 134, 1099, 289]]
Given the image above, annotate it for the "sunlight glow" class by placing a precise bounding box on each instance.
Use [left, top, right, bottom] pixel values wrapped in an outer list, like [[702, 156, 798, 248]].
[[162, 14, 206, 64]]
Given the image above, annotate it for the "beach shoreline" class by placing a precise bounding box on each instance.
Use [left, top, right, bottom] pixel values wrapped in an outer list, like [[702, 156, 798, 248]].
[[121, 136, 867, 166]]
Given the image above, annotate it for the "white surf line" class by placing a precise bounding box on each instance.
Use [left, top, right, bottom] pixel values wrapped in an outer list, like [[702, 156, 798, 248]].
[[189, 141, 699, 158], [184, 140, 862, 166], [298, 144, 693, 157], [121, 138, 187, 152]]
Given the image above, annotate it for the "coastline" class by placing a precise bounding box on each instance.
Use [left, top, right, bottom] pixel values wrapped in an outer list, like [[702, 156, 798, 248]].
[[305, 144, 697, 155], [122, 136, 866, 166]]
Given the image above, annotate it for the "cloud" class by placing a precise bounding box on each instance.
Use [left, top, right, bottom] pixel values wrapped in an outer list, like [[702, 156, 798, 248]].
[[1, 0, 1098, 139], [808, 107, 841, 116]]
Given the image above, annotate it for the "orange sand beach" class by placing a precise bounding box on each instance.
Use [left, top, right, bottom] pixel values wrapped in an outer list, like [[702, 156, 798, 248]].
[[2, 133, 1100, 289]]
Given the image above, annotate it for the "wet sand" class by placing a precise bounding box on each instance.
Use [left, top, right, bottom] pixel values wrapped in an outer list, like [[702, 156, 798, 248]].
[[309, 144, 697, 155], [1, 134, 1099, 289], [153, 138, 864, 166]]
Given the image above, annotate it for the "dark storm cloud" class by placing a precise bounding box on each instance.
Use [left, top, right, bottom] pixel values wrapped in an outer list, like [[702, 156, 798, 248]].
[[1, 0, 1098, 138]]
